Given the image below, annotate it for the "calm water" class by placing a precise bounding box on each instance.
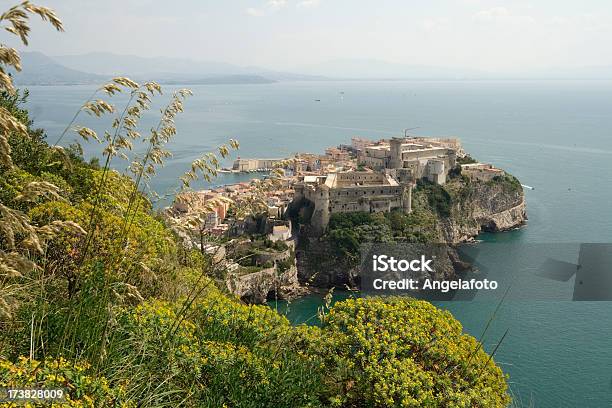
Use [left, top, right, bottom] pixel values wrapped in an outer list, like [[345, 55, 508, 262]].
[[26, 80, 612, 407]]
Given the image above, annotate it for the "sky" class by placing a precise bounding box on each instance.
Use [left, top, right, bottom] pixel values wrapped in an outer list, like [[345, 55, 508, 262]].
[[12, 0, 612, 72]]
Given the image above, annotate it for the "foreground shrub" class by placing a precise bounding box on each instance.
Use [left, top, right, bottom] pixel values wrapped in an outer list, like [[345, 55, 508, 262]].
[[314, 297, 511, 407], [106, 288, 323, 407], [0, 357, 132, 407]]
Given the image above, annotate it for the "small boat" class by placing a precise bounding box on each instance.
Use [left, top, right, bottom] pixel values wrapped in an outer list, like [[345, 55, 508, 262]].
[[521, 184, 534, 190], [314, 99, 321, 102]]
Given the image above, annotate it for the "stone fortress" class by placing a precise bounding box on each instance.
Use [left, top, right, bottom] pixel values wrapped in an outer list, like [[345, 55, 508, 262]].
[[360, 137, 461, 185], [293, 171, 412, 235], [293, 136, 464, 234]]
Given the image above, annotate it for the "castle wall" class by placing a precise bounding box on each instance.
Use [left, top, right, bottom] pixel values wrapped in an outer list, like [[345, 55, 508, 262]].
[[335, 172, 387, 185], [400, 147, 449, 162], [294, 169, 414, 234]]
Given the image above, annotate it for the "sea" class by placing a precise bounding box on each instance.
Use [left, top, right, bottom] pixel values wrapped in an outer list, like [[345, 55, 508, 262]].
[[24, 80, 612, 407]]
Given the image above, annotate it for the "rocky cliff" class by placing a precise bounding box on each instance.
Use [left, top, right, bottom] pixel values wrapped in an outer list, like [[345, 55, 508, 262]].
[[441, 177, 526, 243], [226, 264, 308, 304]]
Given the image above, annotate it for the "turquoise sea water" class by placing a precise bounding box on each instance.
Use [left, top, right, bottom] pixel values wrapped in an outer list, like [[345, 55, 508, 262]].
[[25, 80, 612, 407]]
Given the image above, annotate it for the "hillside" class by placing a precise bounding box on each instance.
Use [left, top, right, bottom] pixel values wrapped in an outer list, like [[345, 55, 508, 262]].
[[13, 52, 278, 85], [12, 52, 106, 85], [54, 52, 327, 82]]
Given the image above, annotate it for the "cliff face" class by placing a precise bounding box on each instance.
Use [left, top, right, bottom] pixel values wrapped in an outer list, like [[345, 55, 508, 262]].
[[226, 264, 307, 304], [296, 240, 358, 288], [441, 179, 526, 243]]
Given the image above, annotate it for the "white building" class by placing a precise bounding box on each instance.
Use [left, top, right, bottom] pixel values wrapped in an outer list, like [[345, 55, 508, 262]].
[[269, 225, 291, 242]]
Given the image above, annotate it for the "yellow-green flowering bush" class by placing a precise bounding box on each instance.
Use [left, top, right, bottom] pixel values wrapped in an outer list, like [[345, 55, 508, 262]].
[[29, 198, 174, 269], [0, 357, 133, 407], [107, 290, 323, 407], [313, 297, 511, 407], [190, 287, 293, 345]]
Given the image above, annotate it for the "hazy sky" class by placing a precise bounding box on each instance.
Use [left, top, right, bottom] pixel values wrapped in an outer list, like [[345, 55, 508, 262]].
[[14, 0, 612, 71]]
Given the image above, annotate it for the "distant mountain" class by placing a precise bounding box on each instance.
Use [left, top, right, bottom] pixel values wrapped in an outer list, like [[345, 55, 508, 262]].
[[53, 52, 326, 82], [13, 52, 106, 85], [500, 66, 612, 80], [15, 53, 612, 85], [297, 58, 490, 80], [160, 75, 275, 85], [11, 52, 280, 85], [55, 52, 246, 77]]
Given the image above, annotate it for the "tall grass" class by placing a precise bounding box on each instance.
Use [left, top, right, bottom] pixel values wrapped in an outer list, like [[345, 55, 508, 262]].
[[0, 0, 243, 383]]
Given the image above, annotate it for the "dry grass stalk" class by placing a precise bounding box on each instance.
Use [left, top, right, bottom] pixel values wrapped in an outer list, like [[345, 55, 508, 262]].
[[1, 2, 65, 319]]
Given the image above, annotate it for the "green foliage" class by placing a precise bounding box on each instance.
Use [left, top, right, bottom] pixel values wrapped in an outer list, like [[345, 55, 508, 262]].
[[328, 211, 378, 230], [29, 196, 174, 273], [313, 297, 511, 407], [0, 167, 36, 208], [324, 209, 438, 260], [0, 90, 52, 174], [489, 174, 522, 193], [107, 289, 323, 407], [0, 91, 96, 202], [448, 164, 463, 179], [276, 256, 294, 273], [415, 180, 452, 218], [0, 357, 133, 407], [456, 155, 478, 165]]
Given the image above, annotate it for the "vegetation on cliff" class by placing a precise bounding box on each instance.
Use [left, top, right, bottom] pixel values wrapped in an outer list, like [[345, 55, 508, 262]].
[[325, 207, 438, 260], [0, 3, 511, 406]]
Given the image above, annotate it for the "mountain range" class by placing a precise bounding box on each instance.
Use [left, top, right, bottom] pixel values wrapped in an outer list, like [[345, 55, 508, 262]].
[[11, 52, 612, 85], [12, 52, 325, 85]]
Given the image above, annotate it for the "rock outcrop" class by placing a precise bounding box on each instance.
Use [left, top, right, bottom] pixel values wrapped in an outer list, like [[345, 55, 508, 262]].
[[296, 240, 358, 288], [226, 264, 308, 304], [441, 178, 526, 243]]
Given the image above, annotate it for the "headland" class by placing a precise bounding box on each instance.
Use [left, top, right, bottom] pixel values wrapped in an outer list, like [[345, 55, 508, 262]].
[[164, 135, 526, 303]]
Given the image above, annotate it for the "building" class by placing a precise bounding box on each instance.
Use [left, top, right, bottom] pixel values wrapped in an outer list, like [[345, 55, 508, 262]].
[[351, 137, 373, 152], [359, 137, 459, 185], [269, 225, 291, 242], [232, 158, 284, 172], [325, 147, 351, 161], [204, 211, 219, 229], [170, 190, 230, 230], [461, 163, 505, 182], [293, 170, 412, 234]]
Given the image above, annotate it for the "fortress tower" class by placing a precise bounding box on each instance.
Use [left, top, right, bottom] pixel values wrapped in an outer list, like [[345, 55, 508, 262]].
[[311, 184, 330, 235], [389, 137, 404, 169], [401, 184, 412, 214]]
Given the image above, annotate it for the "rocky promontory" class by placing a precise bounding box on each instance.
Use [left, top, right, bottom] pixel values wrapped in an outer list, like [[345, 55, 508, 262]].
[[441, 174, 526, 243], [295, 173, 527, 289]]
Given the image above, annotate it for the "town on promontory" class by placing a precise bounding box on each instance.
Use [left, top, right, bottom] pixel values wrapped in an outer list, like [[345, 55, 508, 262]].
[[163, 134, 526, 304]]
